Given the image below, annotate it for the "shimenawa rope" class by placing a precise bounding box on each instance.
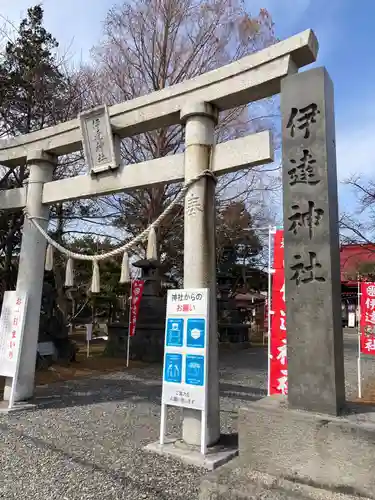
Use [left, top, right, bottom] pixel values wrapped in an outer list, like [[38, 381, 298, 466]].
[[24, 169, 216, 291]]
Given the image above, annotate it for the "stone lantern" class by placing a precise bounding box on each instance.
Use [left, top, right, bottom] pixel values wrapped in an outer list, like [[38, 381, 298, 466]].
[[129, 258, 167, 362]]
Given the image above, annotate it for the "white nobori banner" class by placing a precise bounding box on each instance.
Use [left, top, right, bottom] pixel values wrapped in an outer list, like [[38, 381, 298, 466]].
[[0, 291, 28, 408]]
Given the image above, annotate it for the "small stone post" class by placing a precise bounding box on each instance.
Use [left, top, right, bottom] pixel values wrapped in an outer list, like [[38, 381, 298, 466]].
[[281, 67, 345, 415], [181, 102, 220, 446], [4, 151, 55, 402]]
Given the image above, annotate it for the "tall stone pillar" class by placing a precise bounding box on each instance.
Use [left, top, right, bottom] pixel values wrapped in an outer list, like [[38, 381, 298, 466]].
[[281, 67, 345, 415], [181, 102, 220, 446], [4, 151, 55, 402]]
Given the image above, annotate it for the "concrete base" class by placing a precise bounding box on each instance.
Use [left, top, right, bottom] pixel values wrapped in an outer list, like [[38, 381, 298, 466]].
[[0, 400, 36, 413], [145, 434, 238, 470], [199, 396, 375, 499], [200, 460, 372, 500]]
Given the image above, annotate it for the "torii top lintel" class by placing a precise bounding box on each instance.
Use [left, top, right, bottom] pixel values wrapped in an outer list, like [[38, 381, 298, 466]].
[[0, 29, 318, 167]]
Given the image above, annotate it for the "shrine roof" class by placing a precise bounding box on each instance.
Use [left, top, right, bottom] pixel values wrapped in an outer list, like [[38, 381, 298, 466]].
[[340, 243, 375, 284]]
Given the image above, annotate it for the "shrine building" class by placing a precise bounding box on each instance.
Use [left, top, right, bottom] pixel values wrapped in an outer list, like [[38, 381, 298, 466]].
[[340, 243, 375, 327]]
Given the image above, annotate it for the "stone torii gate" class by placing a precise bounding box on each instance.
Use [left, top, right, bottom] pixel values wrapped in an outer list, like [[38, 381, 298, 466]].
[[0, 31, 319, 449]]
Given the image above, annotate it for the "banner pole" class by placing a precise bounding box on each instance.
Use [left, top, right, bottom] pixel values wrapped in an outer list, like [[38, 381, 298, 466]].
[[126, 280, 133, 369], [86, 323, 91, 358], [357, 274, 362, 399], [201, 287, 210, 455]]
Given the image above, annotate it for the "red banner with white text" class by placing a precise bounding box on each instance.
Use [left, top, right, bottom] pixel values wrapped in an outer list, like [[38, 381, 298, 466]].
[[360, 282, 375, 354], [269, 229, 288, 395], [129, 279, 145, 337]]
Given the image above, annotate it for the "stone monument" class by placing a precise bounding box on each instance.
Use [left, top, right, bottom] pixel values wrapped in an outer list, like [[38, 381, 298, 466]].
[[105, 291, 129, 358], [281, 67, 345, 416], [38, 279, 77, 366], [200, 68, 375, 500], [129, 258, 167, 362]]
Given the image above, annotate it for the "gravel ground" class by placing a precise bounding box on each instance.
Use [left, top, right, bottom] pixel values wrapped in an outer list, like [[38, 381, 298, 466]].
[[0, 332, 374, 500]]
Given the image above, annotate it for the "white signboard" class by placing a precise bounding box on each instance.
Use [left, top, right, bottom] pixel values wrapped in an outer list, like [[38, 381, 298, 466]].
[[160, 288, 209, 454], [161, 288, 209, 411], [0, 291, 28, 408], [0, 291, 28, 379]]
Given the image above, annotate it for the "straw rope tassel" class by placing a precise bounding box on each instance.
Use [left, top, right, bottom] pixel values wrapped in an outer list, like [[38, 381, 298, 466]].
[[65, 258, 74, 287], [147, 227, 157, 260], [91, 259, 100, 293], [120, 251, 131, 284], [45, 244, 54, 271]]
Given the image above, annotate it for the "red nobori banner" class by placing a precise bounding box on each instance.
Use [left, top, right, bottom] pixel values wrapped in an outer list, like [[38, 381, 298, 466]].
[[360, 282, 375, 354], [129, 279, 145, 337], [269, 229, 288, 395]]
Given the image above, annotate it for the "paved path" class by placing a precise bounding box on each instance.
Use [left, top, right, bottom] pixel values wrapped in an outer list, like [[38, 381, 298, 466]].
[[0, 336, 374, 500]]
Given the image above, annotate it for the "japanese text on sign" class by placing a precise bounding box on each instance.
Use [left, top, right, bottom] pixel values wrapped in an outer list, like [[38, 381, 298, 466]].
[[286, 104, 320, 139], [269, 230, 288, 396], [79, 105, 120, 175], [0, 291, 28, 378], [129, 279, 145, 337], [162, 288, 209, 411], [286, 101, 326, 287], [167, 289, 208, 317], [360, 282, 375, 355]]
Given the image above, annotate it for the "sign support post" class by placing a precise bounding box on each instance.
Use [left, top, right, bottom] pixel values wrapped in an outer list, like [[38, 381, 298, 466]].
[[201, 339, 209, 455], [267, 226, 277, 395], [86, 323, 93, 358], [159, 401, 167, 446]]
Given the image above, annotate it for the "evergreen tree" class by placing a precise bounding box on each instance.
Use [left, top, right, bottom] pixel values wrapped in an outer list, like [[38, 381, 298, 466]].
[[0, 5, 74, 290], [0, 4, 69, 136], [216, 202, 263, 291]]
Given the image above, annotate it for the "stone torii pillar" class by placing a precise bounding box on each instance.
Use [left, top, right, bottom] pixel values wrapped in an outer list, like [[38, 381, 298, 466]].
[[181, 102, 220, 447], [4, 151, 55, 401]]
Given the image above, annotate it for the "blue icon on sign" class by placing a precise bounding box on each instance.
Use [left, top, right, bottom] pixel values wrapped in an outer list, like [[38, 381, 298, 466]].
[[164, 353, 182, 383], [166, 318, 184, 347], [186, 318, 205, 348], [185, 355, 205, 386]]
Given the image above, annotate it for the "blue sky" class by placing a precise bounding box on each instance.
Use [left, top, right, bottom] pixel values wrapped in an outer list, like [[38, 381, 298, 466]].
[[249, 0, 375, 213], [0, 0, 110, 63], [1, 0, 373, 211]]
